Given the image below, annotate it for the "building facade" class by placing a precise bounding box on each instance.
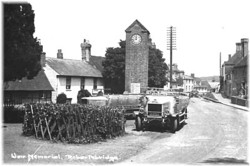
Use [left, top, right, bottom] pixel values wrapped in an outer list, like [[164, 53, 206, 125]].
[[43, 40, 104, 103], [222, 38, 248, 98], [4, 69, 54, 105], [183, 75, 194, 92]]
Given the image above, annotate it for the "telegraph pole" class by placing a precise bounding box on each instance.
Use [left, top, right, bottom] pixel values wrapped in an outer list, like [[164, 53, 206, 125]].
[[219, 52, 222, 76], [167, 26, 176, 89]]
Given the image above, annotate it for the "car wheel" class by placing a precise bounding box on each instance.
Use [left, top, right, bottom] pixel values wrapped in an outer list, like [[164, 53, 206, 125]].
[[135, 116, 142, 131]]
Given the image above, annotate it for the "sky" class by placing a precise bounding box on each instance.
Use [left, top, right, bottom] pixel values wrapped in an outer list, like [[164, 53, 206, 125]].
[[10, 0, 250, 77]]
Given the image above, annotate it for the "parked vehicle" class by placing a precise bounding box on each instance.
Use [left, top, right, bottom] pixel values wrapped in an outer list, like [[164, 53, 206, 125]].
[[134, 92, 189, 133], [81, 89, 190, 133], [190, 90, 199, 98], [82, 94, 141, 119]]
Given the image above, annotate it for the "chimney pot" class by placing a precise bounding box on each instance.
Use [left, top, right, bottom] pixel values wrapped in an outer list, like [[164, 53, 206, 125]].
[[228, 54, 231, 60], [241, 38, 249, 57], [236, 43, 242, 52], [81, 39, 91, 61], [57, 49, 63, 59]]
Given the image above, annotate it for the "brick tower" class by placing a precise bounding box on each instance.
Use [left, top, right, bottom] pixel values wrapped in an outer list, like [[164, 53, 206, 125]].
[[125, 20, 150, 93]]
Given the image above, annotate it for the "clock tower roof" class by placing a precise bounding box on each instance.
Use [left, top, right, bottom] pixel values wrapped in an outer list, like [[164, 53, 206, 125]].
[[125, 19, 150, 34]]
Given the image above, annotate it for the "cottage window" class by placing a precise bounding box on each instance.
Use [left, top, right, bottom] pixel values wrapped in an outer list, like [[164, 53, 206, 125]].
[[93, 78, 97, 89], [66, 77, 71, 89], [81, 77, 85, 89]]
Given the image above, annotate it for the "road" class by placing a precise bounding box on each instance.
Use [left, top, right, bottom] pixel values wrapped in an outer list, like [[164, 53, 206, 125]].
[[124, 97, 248, 164], [3, 97, 248, 164]]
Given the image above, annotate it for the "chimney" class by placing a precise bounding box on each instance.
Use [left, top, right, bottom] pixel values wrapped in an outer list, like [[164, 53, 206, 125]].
[[191, 73, 195, 78], [236, 42, 242, 52], [41, 52, 46, 67], [228, 54, 231, 60], [57, 49, 63, 59], [81, 39, 92, 61], [241, 38, 249, 57]]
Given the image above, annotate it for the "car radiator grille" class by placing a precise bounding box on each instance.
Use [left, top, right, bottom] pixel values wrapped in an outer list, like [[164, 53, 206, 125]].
[[148, 104, 162, 116]]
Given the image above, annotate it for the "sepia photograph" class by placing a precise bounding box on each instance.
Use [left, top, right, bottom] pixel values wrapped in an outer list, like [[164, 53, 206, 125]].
[[1, 0, 249, 165]]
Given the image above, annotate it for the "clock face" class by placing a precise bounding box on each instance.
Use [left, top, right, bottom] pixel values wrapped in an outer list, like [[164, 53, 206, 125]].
[[131, 34, 142, 44]]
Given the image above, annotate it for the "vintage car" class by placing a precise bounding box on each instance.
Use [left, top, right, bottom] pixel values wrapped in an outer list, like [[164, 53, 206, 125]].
[[134, 92, 189, 133]]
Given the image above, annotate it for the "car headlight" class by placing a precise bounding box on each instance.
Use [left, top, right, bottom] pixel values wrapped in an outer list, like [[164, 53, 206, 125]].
[[163, 102, 170, 116]]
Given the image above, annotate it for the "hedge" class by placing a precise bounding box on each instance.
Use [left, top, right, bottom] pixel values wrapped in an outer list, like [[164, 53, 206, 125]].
[[4, 105, 25, 123], [22, 103, 126, 144]]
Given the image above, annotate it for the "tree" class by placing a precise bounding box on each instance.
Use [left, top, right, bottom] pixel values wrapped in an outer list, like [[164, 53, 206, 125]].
[[176, 76, 183, 86], [148, 47, 168, 87], [102, 40, 168, 93], [57, 93, 67, 104], [4, 3, 43, 82], [102, 40, 125, 94]]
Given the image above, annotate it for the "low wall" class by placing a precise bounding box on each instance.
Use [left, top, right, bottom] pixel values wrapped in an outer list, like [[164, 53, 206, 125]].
[[231, 96, 248, 107]]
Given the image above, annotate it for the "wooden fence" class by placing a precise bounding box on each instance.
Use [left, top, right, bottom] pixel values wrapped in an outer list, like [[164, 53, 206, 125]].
[[23, 103, 126, 144]]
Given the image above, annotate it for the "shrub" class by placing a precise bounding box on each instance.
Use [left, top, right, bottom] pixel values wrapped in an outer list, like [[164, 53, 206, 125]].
[[22, 103, 126, 144], [77, 89, 91, 104], [4, 105, 25, 123], [97, 90, 104, 96], [57, 93, 67, 104]]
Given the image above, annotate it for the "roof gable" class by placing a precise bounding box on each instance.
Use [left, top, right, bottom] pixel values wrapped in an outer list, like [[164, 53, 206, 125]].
[[184, 75, 193, 80], [125, 19, 150, 34], [201, 80, 212, 89], [224, 52, 243, 65], [46, 58, 102, 77], [234, 55, 248, 68], [4, 70, 54, 91], [89, 56, 105, 72]]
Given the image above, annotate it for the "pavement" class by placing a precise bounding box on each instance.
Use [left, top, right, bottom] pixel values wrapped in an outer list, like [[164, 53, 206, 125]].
[[209, 93, 249, 111]]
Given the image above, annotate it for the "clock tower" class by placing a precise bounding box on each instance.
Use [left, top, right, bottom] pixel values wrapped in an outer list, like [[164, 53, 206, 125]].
[[125, 20, 150, 93]]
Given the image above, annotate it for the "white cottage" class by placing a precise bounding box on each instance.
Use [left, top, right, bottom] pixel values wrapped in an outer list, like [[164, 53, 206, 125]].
[[43, 40, 104, 103]]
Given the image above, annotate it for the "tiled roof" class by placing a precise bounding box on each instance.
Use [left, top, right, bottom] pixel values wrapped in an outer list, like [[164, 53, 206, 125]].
[[201, 80, 212, 89], [225, 66, 234, 75], [125, 19, 150, 34], [4, 70, 54, 91], [46, 57, 102, 77], [89, 56, 105, 72], [234, 55, 248, 68], [224, 52, 243, 65], [183, 75, 193, 80], [194, 77, 201, 84]]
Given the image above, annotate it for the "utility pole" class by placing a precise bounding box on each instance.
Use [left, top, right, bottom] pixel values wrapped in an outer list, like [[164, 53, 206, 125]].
[[167, 26, 176, 89], [219, 52, 222, 76], [219, 52, 223, 93]]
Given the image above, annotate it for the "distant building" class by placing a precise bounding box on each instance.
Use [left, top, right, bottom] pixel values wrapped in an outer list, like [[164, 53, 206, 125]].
[[165, 63, 185, 90], [193, 80, 211, 95], [222, 38, 248, 98], [208, 81, 220, 93], [183, 75, 194, 92], [44, 39, 104, 103], [165, 65, 196, 92], [166, 63, 184, 80]]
